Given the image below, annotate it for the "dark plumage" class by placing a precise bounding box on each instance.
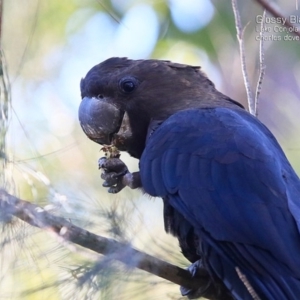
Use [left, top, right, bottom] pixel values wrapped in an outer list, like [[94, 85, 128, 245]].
[[79, 57, 300, 300]]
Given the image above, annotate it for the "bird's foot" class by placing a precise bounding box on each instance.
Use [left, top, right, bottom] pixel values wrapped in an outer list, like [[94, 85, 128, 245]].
[[180, 260, 233, 300], [180, 260, 213, 299], [98, 157, 141, 193]]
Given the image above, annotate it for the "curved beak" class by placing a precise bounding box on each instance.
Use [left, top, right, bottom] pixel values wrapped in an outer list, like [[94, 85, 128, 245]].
[[78, 97, 124, 145]]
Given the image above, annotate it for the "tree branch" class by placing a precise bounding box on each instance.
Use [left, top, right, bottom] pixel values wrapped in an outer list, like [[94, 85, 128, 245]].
[[254, 0, 300, 38], [0, 189, 228, 300], [255, 10, 266, 117], [231, 0, 255, 115], [0, 0, 3, 41], [236, 267, 261, 300]]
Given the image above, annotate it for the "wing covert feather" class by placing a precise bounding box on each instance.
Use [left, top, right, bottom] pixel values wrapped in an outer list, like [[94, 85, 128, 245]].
[[140, 108, 300, 299]]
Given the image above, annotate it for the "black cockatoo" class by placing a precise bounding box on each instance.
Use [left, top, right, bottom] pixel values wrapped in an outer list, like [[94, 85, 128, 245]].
[[78, 57, 300, 300]]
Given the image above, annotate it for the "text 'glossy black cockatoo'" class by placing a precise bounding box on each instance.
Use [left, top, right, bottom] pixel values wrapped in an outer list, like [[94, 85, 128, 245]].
[[78, 57, 300, 300]]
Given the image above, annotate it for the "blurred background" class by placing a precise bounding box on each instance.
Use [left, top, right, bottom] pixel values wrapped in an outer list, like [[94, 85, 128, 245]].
[[1, 0, 300, 299]]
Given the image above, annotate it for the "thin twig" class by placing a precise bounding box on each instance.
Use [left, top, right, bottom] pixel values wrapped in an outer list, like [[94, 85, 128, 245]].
[[254, 10, 266, 117], [0, 0, 2, 39], [254, 0, 300, 38], [236, 267, 261, 300], [0, 189, 228, 300], [12, 0, 40, 83], [231, 0, 255, 115], [97, 0, 122, 25]]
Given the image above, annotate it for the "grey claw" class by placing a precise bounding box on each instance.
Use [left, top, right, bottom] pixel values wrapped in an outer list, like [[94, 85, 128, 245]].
[[98, 157, 107, 169], [108, 186, 120, 194], [102, 181, 110, 187]]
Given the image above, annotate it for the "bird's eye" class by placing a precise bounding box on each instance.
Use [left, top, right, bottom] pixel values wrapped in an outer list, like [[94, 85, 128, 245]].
[[97, 94, 104, 99], [119, 77, 138, 93], [122, 81, 135, 92]]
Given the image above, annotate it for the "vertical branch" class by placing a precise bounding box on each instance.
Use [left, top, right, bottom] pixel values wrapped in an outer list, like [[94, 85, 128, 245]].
[[231, 0, 255, 115], [0, 0, 2, 39], [254, 10, 266, 117], [0, 0, 5, 188], [0, 0, 11, 190]]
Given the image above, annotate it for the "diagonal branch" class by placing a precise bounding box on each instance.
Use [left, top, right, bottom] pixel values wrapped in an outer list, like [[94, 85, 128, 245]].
[[0, 189, 228, 300], [254, 0, 300, 38], [236, 267, 261, 300]]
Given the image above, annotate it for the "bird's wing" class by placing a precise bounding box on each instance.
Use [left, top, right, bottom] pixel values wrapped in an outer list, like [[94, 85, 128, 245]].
[[140, 107, 300, 299]]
